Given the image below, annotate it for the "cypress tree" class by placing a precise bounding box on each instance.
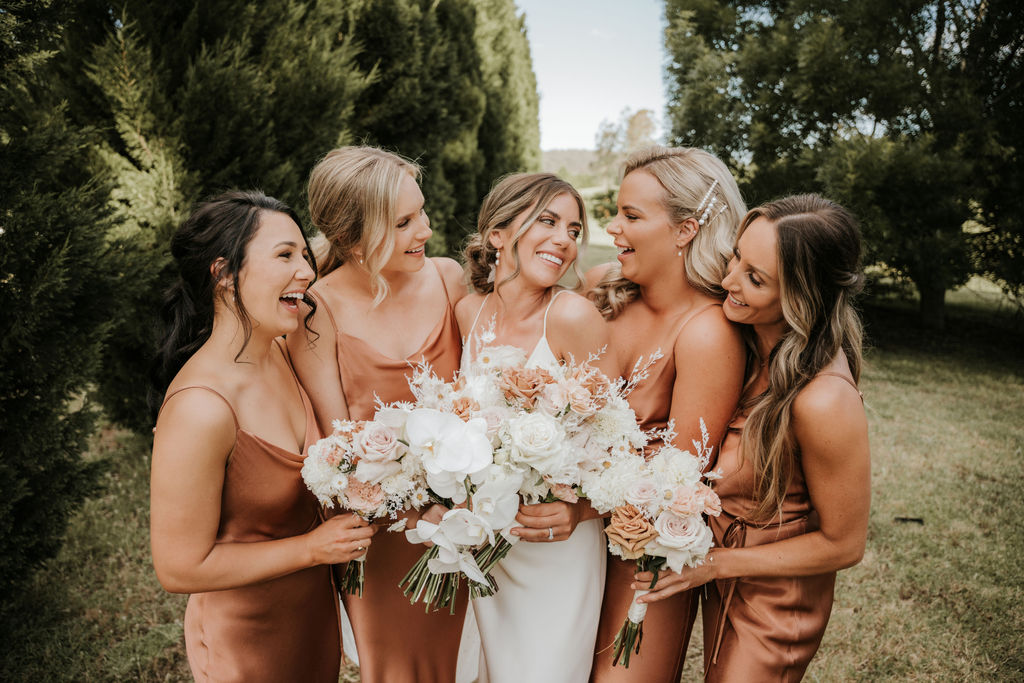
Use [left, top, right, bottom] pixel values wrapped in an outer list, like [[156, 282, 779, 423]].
[[0, 0, 118, 596]]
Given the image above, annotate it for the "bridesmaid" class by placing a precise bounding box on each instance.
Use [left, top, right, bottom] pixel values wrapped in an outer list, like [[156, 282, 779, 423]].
[[634, 194, 871, 681], [150, 191, 375, 682], [586, 146, 746, 682], [457, 172, 616, 683], [286, 146, 468, 683]]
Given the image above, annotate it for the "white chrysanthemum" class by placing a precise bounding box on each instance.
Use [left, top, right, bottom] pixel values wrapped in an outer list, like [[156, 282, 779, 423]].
[[582, 453, 647, 513], [648, 446, 703, 488], [589, 403, 644, 450]]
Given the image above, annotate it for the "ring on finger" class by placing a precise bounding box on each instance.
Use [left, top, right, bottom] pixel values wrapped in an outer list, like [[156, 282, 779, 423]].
[[547, 527, 554, 540], [357, 546, 366, 552]]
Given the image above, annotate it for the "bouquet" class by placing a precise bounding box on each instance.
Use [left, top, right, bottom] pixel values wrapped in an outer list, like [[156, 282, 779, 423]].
[[586, 419, 721, 668], [393, 332, 651, 610], [301, 416, 430, 595]]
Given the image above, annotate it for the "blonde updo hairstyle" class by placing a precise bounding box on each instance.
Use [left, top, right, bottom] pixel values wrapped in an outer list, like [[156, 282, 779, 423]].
[[590, 146, 745, 319], [464, 172, 588, 294], [308, 146, 421, 305]]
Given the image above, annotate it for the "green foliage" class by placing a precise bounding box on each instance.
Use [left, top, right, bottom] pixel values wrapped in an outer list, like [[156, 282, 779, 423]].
[[590, 109, 658, 187], [663, 0, 1024, 328], [55, 0, 370, 430], [0, 0, 115, 598], [344, 0, 488, 255]]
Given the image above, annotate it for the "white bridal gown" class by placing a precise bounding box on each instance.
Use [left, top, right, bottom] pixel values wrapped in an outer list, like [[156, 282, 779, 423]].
[[457, 291, 606, 683]]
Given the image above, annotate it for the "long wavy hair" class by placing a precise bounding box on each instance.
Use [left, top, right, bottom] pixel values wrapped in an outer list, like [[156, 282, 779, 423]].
[[737, 194, 865, 522], [590, 146, 745, 319], [464, 172, 588, 294], [307, 146, 421, 305], [149, 190, 317, 418]]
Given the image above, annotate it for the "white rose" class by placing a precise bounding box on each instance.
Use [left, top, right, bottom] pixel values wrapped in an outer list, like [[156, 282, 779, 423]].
[[624, 477, 661, 512], [648, 511, 714, 571], [507, 412, 568, 477]]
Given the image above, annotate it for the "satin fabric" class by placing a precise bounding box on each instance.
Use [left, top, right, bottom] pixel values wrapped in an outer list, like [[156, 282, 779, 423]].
[[167, 347, 341, 683], [590, 303, 719, 683], [701, 411, 836, 682], [317, 268, 468, 683], [461, 290, 606, 683]]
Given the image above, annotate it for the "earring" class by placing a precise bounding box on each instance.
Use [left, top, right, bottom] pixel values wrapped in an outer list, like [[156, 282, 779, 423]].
[[359, 258, 364, 265], [677, 249, 682, 257], [487, 251, 500, 284]]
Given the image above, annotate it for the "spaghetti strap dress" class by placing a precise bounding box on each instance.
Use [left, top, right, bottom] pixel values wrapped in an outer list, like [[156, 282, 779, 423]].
[[590, 302, 721, 683], [316, 260, 468, 683], [164, 342, 340, 683], [461, 289, 606, 683], [701, 371, 861, 682]]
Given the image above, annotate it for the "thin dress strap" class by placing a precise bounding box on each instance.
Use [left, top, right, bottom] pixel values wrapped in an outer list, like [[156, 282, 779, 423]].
[[466, 293, 492, 342], [816, 371, 864, 400], [541, 289, 570, 339], [432, 258, 454, 306], [308, 289, 341, 338], [158, 385, 240, 430]]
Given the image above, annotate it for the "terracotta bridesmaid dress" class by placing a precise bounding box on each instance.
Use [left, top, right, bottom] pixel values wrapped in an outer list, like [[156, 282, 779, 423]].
[[167, 342, 341, 683], [316, 265, 468, 683], [701, 372, 860, 682], [590, 303, 719, 683]]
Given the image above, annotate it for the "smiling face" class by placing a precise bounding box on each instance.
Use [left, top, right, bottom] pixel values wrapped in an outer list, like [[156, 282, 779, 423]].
[[379, 172, 431, 275], [721, 216, 785, 331], [491, 191, 582, 289], [233, 210, 315, 336], [606, 169, 690, 285]]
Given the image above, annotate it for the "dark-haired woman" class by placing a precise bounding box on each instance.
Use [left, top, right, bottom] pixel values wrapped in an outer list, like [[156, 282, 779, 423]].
[[632, 194, 870, 682], [150, 191, 375, 682]]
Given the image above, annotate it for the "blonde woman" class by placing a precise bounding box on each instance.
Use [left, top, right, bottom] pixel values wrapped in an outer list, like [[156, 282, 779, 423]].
[[457, 173, 615, 682], [586, 146, 746, 682], [635, 194, 870, 681], [287, 147, 467, 683]]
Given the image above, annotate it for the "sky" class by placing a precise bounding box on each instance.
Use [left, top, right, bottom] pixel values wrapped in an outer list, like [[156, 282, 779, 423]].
[[514, 0, 667, 150]]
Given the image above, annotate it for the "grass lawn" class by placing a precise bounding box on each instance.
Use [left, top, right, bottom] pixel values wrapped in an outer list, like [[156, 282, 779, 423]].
[[2, 281, 1021, 681]]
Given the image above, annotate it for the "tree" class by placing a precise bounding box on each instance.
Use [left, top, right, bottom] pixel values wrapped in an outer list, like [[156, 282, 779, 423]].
[[664, 0, 1024, 328], [0, 0, 117, 596], [55, 0, 370, 430], [590, 108, 659, 187]]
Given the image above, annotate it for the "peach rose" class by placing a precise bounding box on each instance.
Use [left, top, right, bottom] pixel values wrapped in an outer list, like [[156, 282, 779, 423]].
[[550, 482, 579, 503], [696, 483, 722, 517], [452, 396, 481, 422], [604, 504, 658, 559], [669, 485, 702, 516], [498, 367, 554, 409], [575, 363, 611, 410], [345, 478, 385, 515]]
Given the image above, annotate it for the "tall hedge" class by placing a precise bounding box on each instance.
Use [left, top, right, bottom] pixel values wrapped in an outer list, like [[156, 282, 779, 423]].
[[0, 0, 118, 597]]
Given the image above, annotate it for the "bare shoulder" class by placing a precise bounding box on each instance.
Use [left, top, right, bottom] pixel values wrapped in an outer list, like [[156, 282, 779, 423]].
[[793, 358, 866, 439], [583, 262, 616, 290], [455, 290, 487, 331], [432, 256, 465, 284], [673, 303, 743, 356], [155, 382, 237, 457], [550, 289, 606, 328]]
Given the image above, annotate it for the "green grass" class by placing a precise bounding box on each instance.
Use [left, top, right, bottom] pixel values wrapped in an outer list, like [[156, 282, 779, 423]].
[[2, 296, 1021, 681]]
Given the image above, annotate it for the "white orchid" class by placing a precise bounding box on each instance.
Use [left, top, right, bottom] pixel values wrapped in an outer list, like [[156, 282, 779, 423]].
[[405, 408, 493, 503]]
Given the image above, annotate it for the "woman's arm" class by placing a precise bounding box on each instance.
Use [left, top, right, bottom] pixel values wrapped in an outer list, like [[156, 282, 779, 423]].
[[635, 375, 870, 602], [287, 294, 349, 433], [150, 389, 374, 594], [667, 306, 745, 455]]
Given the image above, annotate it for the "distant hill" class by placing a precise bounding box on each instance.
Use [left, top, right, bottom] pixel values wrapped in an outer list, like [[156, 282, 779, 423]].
[[540, 149, 604, 191]]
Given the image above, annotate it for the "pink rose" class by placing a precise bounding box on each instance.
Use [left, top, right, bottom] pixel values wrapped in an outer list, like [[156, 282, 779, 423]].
[[669, 485, 702, 516], [624, 478, 660, 511], [550, 482, 579, 503], [344, 478, 385, 515], [566, 384, 598, 417], [357, 421, 400, 462], [695, 483, 722, 517]]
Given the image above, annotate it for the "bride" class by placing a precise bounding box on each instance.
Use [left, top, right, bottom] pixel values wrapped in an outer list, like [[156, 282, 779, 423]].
[[455, 172, 616, 683]]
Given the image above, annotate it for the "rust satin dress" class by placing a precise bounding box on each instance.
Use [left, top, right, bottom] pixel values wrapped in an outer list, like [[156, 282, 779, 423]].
[[316, 271, 468, 683], [591, 303, 719, 683], [169, 346, 341, 682], [701, 374, 858, 681]]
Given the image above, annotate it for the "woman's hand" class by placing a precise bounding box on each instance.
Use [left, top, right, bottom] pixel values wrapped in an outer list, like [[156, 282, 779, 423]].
[[632, 553, 718, 603], [306, 513, 376, 565], [512, 499, 594, 543]]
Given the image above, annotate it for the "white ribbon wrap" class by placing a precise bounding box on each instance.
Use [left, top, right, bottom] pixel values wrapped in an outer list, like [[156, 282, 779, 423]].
[[627, 589, 649, 624]]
